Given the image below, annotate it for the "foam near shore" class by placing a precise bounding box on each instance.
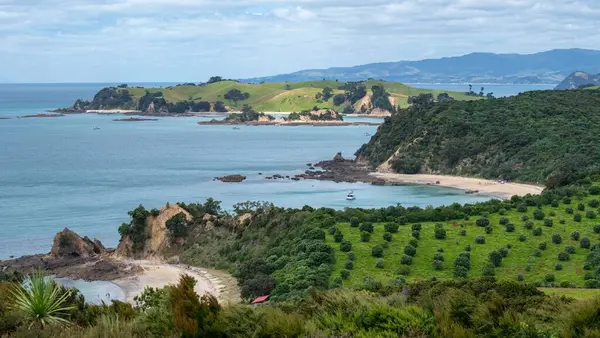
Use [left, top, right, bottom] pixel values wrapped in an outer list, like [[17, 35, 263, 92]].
[[369, 172, 544, 198]]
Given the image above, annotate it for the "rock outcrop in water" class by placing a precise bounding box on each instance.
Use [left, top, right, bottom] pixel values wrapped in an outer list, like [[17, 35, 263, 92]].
[[215, 175, 247, 183], [51, 228, 106, 258]]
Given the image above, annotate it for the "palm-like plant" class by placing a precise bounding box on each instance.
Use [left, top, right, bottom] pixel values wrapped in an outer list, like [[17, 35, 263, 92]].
[[9, 272, 74, 328]]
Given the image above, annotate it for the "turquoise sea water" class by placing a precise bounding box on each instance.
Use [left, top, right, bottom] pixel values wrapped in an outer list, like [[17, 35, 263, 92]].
[[0, 83, 535, 259]]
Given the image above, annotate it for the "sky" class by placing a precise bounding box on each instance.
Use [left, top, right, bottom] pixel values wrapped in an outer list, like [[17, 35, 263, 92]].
[[1, 0, 599, 83]]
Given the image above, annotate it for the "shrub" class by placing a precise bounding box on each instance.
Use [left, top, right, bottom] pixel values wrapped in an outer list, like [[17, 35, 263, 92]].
[[347, 251, 355, 261], [590, 186, 600, 195], [459, 229, 467, 236], [555, 264, 563, 271], [359, 222, 374, 233], [519, 235, 527, 242], [585, 279, 600, 288], [435, 223, 444, 229], [454, 254, 471, 270], [476, 218, 490, 227], [565, 245, 576, 254], [454, 266, 468, 278], [382, 232, 393, 242], [344, 260, 354, 270], [578, 203, 586, 211], [525, 265, 532, 272], [533, 249, 542, 257], [437, 248, 444, 253], [433, 252, 444, 261], [499, 208, 507, 215], [589, 200, 600, 208], [400, 255, 413, 265], [350, 217, 360, 227], [569, 231, 581, 241], [552, 233, 562, 244], [586, 211, 596, 219], [506, 243, 512, 249], [333, 232, 343, 243], [409, 239, 419, 248], [482, 263, 496, 276], [505, 223, 515, 232], [499, 217, 509, 225], [545, 274, 555, 283], [340, 269, 350, 280], [551, 200, 559, 207], [430, 276, 438, 281], [566, 207, 574, 214], [533, 209, 545, 220], [433, 260, 444, 270], [328, 226, 339, 235], [517, 204, 528, 212], [360, 231, 371, 242], [404, 245, 417, 257], [563, 197, 572, 204], [595, 224, 600, 234], [372, 245, 384, 258], [412, 230, 420, 239], [558, 252, 570, 261], [475, 235, 485, 244], [532, 227, 543, 236], [488, 251, 503, 267], [499, 247, 509, 257], [581, 237, 591, 249], [549, 211, 556, 216], [411, 223, 422, 231], [559, 218, 566, 224], [544, 218, 553, 227], [398, 266, 411, 276], [485, 226, 493, 234], [382, 242, 389, 249], [525, 221, 534, 230], [539, 242, 547, 250], [340, 240, 352, 252], [517, 273, 524, 281], [435, 228, 447, 239], [376, 259, 384, 269], [465, 245, 472, 252], [384, 223, 399, 233]]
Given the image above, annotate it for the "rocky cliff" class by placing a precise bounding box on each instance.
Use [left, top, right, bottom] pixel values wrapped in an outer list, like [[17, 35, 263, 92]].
[[556, 71, 600, 90], [51, 228, 106, 258]]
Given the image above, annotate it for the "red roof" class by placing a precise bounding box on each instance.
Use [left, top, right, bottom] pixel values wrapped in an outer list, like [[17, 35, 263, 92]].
[[251, 295, 270, 304]]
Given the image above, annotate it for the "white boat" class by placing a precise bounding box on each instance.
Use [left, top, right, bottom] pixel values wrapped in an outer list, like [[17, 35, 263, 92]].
[[93, 126, 100, 130], [346, 191, 356, 200]]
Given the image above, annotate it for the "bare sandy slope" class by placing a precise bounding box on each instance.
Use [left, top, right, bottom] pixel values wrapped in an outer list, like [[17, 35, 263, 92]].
[[370, 173, 544, 198], [112, 260, 240, 304]]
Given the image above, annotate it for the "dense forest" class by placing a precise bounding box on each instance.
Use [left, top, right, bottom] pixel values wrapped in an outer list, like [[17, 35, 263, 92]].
[[357, 89, 600, 187]]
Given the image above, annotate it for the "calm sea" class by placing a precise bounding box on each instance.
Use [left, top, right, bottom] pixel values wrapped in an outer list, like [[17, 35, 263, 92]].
[[0, 83, 539, 259]]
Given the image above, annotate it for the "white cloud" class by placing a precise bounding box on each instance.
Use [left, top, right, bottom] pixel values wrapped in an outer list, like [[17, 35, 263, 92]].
[[0, 0, 599, 82]]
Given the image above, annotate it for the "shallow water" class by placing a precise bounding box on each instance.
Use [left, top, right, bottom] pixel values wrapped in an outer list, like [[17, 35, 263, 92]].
[[54, 277, 126, 304], [0, 84, 497, 259]]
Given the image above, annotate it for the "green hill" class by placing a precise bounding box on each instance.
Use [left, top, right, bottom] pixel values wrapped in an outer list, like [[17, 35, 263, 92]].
[[356, 89, 600, 187], [62, 80, 479, 114], [326, 187, 600, 287]]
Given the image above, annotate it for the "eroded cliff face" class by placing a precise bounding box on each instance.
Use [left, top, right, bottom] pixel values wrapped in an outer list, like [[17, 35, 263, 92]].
[[116, 204, 192, 259]]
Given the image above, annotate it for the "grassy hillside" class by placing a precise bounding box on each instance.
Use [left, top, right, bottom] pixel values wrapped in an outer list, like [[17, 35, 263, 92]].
[[357, 89, 600, 186], [123, 80, 477, 112], [326, 184, 600, 288]]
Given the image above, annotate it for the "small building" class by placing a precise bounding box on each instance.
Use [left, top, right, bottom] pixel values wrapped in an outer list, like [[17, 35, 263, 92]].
[[251, 295, 270, 306]]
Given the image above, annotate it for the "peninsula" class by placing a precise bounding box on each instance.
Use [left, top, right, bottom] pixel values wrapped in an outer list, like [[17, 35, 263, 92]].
[[55, 78, 481, 117]]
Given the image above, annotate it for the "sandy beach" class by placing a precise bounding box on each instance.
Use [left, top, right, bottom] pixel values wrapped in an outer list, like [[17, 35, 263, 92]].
[[370, 172, 544, 198], [112, 260, 240, 304]]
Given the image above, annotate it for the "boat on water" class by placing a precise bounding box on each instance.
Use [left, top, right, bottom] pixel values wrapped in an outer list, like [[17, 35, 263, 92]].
[[346, 191, 356, 200], [232, 127, 241, 130], [93, 126, 100, 130]]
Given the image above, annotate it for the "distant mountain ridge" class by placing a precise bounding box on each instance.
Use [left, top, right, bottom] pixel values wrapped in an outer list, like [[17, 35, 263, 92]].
[[556, 71, 600, 90], [243, 49, 600, 84]]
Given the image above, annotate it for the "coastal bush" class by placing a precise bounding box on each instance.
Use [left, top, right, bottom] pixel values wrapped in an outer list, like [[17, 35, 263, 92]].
[[517, 204, 527, 212], [488, 251, 503, 267], [384, 223, 399, 233], [433, 260, 444, 270], [595, 225, 600, 234], [412, 230, 421, 239], [371, 245, 384, 258], [552, 233, 562, 244], [590, 186, 600, 195], [118, 205, 151, 252], [499, 217, 509, 225], [533, 249, 542, 257], [340, 240, 352, 252], [565, 245, 576, 254], [521, 215, 529, 221], [533, 227, 543, 236], [359, 222, 374, 233], [459, 229, 467, 236], [581, 237, 591, 249], [519, 234, 527, 242], [166, 212, 190, 239], [376, 259, 384, 269], [564, 197, 572, 204], [517, 273, 525, 281], [404, 245, 417, 257], [589, 199, 600, 208], [558, 252, 570, 261], [360, 231, 371, 242], [464, 245, 471, 252], [586, 211, 596, 219], [475, 235, 485, 244], [412, 223, 422, 231], [555, 264, 563, 271], [545, 274, 555, 283], [333, 232, 344, 243], [454, 266, 468, 278], [482, 263, 496, 276], [433, 252, 444, 261], [340, 270, 350, 280], [551, 200, 559, 207], [533, 209, 545, 220], [539, 242, 547, 250], [345, 260, 354, 270], [476, 218, 490, 227], [505, 223, 515, 232], [347, 252, 355, 261], [544, 218, 553, 227], [383, 232, 392, 242], [485, 226, 493, 234], [350, 217, 360, 227], [525, 221, 534, 229], [401, 255, 413, 265], [434, 228, 447, 239], [571, 231, 580, 241], [409, 239, 419, 248], [578, 203, 586, 211], [499, 247, 509, 257]]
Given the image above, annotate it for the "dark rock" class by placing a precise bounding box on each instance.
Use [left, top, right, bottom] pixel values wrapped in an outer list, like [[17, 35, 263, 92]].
[[216, 175, 247, 183], [333, 152, 345, 162], [51, 228, 105, 258]]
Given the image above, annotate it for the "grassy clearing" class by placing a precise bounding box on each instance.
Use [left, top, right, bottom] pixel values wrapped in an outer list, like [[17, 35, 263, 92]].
[[539, 287, 600, 300], [120, 80, 476, 112], [327, 192, 600, 287]]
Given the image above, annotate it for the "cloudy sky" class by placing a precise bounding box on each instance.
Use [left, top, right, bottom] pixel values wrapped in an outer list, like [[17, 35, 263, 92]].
[[1, 0, 599, 82]]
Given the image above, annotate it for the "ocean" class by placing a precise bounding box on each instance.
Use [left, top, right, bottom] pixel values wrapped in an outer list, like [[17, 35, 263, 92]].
[[0, 83, 538, 259]]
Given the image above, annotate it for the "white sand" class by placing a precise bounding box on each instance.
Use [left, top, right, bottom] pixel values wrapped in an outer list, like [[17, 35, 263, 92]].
[[112, 260, 238, 304], [370, 173, 544, 199]]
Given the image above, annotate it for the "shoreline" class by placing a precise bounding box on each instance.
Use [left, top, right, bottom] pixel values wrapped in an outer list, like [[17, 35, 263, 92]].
[[198, 120, 381, 127], [370, 172, 544, 198]]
